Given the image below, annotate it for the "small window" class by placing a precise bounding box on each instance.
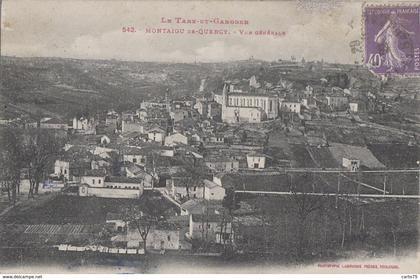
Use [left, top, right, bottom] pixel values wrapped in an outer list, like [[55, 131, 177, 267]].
[[133, 158, 137, 163], [92, 179, 95, 184], [167, 235, 171, 241], [64, 169, 67, 174], [98, 179, 101, 184]]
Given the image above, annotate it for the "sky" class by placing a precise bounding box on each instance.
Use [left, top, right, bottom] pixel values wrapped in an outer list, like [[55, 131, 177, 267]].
[[1, 0, 365, 63]]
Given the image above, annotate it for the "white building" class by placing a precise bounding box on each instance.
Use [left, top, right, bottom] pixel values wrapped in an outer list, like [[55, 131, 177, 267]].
[[204, 157, 239, 172], [203, 179, 226, 200], [193, 101, 208, 116], [170, 109, 189, 122], [280, 101, 301, 113], [188, 214, 233, 244], [106, 213, 126, 232], [72, 116, 96, 134], [164, 132, 188, 146], [325, 93, 349, 110], [125, 164, 154, 188], [79, 176, 144, 199], [342, 157, 360, 172], [100, 135, 111, 145], [122, 147, 147, 166], [167, 177, 204, 200], [80, 170, 106, 188], [221, 83, 279, 123], [122, 120, 145, 134], [246, 152, 266, 169], [40, 118, 68, 130], [349, 102, 358, 112], [126, 222, 190, 250], [147, 126, 166, 144], [54, 160, 70, 180]]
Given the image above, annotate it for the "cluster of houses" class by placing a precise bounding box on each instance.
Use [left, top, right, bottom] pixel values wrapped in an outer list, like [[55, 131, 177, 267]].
[[205, 77, 368, 124], [5, 74, 393, 253], [23, 76, 379, 201]]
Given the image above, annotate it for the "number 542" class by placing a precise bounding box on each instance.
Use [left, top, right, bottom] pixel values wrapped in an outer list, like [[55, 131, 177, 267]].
[[122, 26, 136, 33]]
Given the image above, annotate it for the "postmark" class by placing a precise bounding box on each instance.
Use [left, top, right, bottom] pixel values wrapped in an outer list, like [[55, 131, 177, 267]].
[[363, 4, 420, 76]]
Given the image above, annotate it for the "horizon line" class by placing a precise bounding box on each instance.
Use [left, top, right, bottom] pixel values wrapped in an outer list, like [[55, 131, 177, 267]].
[[0, 54, 359, 66]]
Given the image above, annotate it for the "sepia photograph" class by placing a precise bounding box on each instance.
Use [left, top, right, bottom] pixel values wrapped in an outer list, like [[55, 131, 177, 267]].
[[0, 0, 419, 276]]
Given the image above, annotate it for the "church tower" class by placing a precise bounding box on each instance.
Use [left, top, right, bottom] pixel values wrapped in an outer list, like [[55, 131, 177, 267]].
[[222, 82, 229, 107], [221, 82, 229, 122]]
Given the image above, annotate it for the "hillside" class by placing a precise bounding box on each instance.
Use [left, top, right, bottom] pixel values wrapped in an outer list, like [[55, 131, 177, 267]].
[[1, 56, 418, 122], [0, 57, 225, 120]]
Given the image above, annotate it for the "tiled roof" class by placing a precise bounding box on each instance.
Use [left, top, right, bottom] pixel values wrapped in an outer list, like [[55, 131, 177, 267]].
[[203, 179, 220, 189], [83, 169, 107, 177], [104, 176, 143, 184], [42, 117, 66, 124], [191, 213, 232, 223], [180, 199, 222, 214]]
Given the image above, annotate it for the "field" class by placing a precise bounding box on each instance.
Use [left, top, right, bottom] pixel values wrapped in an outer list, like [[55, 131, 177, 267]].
[[235, 195, 418, 258], [24, 224, 87, 234], [0, 191, 179, 225]]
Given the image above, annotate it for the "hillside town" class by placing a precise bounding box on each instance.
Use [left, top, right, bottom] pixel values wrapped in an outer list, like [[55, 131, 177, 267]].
[[0, 58, 419, 268]]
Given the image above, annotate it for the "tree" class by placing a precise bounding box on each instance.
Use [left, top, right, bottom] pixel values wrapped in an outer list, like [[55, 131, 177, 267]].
[[220, 188, 239, 252], [0, 127, 24, 205], [124, 206, 157, 254], [222, 187, 239, 215], [122, 196, 166, 254], [23, 128, 62, 198], [289, 173, 325, 258], [332, 195, 351, 249], [179, 161, 206, 201]]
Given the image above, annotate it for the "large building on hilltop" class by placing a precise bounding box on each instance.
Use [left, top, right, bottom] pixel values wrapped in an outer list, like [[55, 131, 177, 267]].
[[220, 83, 279, 123]]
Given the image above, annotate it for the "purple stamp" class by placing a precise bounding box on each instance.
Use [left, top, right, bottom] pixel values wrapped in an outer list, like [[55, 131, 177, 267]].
[[364, 5, 420, 76]]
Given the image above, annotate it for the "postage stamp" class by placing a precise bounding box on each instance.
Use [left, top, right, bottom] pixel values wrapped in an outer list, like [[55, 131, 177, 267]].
[[363, 4, 420, 76]]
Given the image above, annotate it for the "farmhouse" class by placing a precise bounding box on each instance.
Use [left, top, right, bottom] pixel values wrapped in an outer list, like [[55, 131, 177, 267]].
[[188, 213, 233, 244], [204, 156, 239, 172], [126, 222, 191, 251], [246, 152, 267, 169], [203, 179, 226, 201], [166, 177, 204, 200], [122, 146, 147, 166]]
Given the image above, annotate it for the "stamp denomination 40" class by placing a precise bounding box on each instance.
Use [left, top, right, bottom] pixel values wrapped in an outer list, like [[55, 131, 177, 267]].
[[364, 5, 420, 76]]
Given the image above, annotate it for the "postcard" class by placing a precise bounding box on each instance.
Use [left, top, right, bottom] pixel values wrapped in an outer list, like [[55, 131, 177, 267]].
[[0, 0, 419, 276]]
